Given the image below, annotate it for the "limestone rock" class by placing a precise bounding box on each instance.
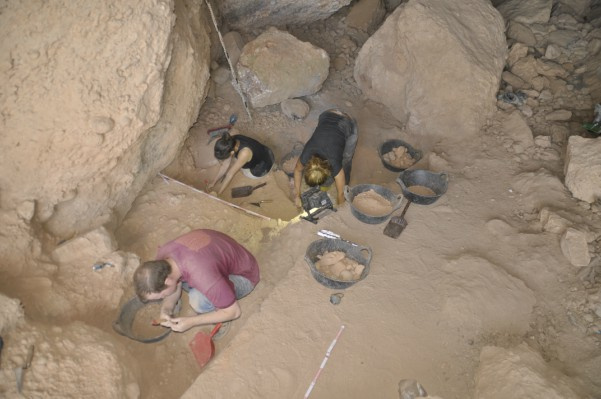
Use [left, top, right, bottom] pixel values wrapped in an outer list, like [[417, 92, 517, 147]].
[[507, 43, 529, 67], [545, 109, 572, 121], [497, 0, 553, 25], [222, 31, 245, 66], [564, 136, 601, 203], [474, 344, 584, 398], [500, 111, 535, 149], [502, 71, 527, 89], [237, 28, 329, 108], [539, 208, 571, 234], [0, 293, 24, 334], [51, 226, 117, 265], [280, 99, 310, 120], [346, 0, 386, 34], [354, 0, 506, 140], [507, 21, 536, 46], [560, 228, 591, 267], [0, 1, 211, 237], [511, 55, 540, 82], [219, 0, 351, 30]]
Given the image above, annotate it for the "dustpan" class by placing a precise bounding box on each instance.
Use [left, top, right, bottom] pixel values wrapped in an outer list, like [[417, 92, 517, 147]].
[[189, 323, 222, 368], [231, 182, 267, 198]]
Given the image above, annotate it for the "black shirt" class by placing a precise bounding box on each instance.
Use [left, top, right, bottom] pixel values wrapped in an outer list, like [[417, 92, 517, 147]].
[[299, 111, 352, 176], [235, 135, 273, 172]]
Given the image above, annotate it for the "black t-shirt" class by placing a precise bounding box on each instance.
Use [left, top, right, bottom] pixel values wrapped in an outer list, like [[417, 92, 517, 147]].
[[299, 111, 350, 176], [235, 135, 273, 171]]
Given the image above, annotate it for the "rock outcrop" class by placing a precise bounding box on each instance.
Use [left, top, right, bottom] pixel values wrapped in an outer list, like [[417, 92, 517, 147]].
[[354, 0, 506, 140]]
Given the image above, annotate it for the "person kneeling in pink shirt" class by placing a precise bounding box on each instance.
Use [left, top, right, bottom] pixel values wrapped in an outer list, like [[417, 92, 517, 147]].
[[133, 229, 259, 333]]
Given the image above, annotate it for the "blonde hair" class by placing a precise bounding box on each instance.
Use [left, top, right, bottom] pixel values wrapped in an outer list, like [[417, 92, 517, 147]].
[[304, 155, 331, 187]]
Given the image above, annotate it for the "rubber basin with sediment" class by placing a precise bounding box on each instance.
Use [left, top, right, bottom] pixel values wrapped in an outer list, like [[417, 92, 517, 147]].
[[305, 238, 373, 290], [344, 184, 404, 224], [396, 169, 448, 205], [378, 139, 423, 172]]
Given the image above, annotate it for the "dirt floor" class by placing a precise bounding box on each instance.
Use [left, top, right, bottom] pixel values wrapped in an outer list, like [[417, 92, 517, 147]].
[[109, 16, 601, 396], [1, 5, 601, 399]]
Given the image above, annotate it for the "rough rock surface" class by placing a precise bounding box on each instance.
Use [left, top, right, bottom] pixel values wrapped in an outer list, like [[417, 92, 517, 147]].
[[496, 0, 553, 24], [0, 0, 211, 239], [354, 0, 506, 140], [0, 322, 141, 398], [218, 0, 351, 31], [437, 255, 536, 337], [474, 344, 584, 398], [237, 28, 330, 108], [564, 136, 601, 203], [560, 227, 592, 267]]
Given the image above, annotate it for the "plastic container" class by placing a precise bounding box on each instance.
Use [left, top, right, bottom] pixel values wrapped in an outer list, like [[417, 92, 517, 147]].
[[113, 296, 180, 343], [378, 139, 422, 172], [344, 184, 404, 224], [305, 238, 373, 289], [396, 169, 448, 205]]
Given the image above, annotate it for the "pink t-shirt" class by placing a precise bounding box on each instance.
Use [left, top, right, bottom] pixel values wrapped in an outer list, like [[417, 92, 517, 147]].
[[156, 229, 259, 308]]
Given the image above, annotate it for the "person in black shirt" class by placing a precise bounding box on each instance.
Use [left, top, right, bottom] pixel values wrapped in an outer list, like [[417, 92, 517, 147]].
[[209, 132, 275, 195], [293, 109, 358, 205]]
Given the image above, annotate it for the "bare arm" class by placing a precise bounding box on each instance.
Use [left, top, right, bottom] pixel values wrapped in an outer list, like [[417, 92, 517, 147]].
[[217, 147, 253, 195], [160, 281, 182, 319], [293, 159, 304, 207], [165, 301, 242, 333], [209, 158, 232, 188], [334, 170, 346, 205]]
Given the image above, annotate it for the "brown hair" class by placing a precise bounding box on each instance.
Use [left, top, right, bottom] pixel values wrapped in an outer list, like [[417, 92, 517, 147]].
[[133, 260, 171, 301], [304, 155, 331, 187]]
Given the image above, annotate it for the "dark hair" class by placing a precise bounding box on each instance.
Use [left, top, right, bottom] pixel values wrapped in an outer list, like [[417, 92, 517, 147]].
[[214, 132, 236, 160], [133, 260, 171, 301], [304, 155, 331, 186]]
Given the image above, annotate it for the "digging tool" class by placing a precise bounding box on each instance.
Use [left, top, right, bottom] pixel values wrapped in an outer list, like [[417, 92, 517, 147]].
[[207, 114, 238, 143], [249, 200, 272, 207], [14, 344, 34, 394], [383, 200, 412, 239], [231, 182, 266, 198], [189, 323, 222, 368]]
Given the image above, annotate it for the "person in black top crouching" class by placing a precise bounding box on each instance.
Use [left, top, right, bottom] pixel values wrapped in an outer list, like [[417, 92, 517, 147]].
[[209, 132, 275, 195], [293, 109, 358, 206]]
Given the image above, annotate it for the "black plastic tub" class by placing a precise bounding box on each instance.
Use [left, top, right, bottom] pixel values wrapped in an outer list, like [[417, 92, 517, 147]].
[[344, 184, 404, 224], [113, 296, 179, 343], [396, 169, 448, 205], [378, 139, 422, 172], [305, 238, 372, 289]]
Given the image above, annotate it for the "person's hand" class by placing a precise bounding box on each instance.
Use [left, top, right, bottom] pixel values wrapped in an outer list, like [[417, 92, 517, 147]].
[[294, 196, 302, 208], [162, 316, 196, 333]]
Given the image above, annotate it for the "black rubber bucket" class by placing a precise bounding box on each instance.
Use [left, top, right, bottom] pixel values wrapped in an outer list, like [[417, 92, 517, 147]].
[[396, 169, 448, 205], [305, 238, 373, 289], [378, 139, 422, 172], [344, 184, 404, 224], [113, 296, 180, 343]]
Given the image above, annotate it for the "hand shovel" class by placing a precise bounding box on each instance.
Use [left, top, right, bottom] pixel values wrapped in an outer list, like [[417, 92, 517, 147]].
[[383, 200, 412, 239], [189, 323, 222, 368], [231, 182, 267, 198]]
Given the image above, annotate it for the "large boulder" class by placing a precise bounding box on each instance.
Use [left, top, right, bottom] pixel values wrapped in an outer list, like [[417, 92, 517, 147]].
[[354, 0, 506, 140], [0, 0, 211, 239], [237, 28, 330, 108], [564, 136, 601, 203], [218, 0, 351, 31], [474, 344, 584, 398]]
